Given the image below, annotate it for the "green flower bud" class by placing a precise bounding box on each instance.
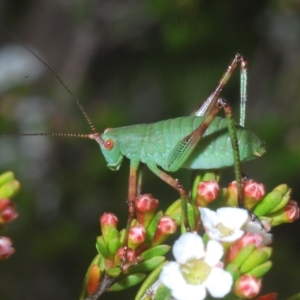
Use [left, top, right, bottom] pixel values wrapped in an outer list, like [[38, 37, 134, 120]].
[[247, 261, 272, 278], [240, 247, 272, 274], [231, 244, 256, 268], [0, 180, 20, 198], [253, 189, 283, 217], [0, 172, 15, 186]]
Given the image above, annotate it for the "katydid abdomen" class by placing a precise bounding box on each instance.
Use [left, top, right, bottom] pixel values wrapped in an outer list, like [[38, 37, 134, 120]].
[[99, 115, 265, 172]]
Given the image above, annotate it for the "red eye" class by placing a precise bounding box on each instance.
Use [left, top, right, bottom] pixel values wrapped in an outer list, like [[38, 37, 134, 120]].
[[104, 139, 114, 150]]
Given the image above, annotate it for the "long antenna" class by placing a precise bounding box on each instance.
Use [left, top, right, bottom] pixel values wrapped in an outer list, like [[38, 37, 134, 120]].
[[3, 28, 99, 137], [1, 133, 96, 139]]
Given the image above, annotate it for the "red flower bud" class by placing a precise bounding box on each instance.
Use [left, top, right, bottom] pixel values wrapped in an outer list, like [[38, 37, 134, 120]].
[[128, 224, 146, 249], [135, 194, 158, 228], [0, 199, 18, 224], [234, 274, 262, 299], [195, 180, 219, 206], [284, 200, 300, 222], [100, 213, 118, 238], [117, 247, 137, 263], [152, 216, 177, 246], [226, 180, 265, 209], [228, 233, 264, 262], [0, 237, 15, 260]]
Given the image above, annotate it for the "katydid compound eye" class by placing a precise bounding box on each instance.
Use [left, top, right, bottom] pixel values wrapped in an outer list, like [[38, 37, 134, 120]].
[[104, 139, 114, 150]]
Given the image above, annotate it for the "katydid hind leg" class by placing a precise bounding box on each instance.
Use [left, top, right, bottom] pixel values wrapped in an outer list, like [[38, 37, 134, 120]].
[[170, 97, 245, 208], [167, 103, 220, 172], [193, 54, 248, 128]]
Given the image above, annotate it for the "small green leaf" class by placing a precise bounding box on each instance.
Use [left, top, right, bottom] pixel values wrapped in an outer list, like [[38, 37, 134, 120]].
[[191, 174, 202, 203], [141, 245, 170, 260], [119, 229, 126, 245], [247, 261, 272, 278], [240, 247, 272, 274], [268, 194, 290, 214], [165, 199, 181, 224], [128, 256, 165, 274], [109, 273, 146, 291], [146, 211, 163, 242], [0, 171, 15, 186], [225, 262, 241, 281], [96, 236, 110, 259], [107, 228, 121, 255], [231, 244, 256, 268], [253, 190, 282, 216], [135, 261, 169, 300], [187, 202, 195, 230], [0, 180, 20, 198]]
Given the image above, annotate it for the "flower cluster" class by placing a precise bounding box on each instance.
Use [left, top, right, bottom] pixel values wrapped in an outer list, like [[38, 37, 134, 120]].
[[81, 171, 299, 300], [159, 207, 273, 300], [0, 171, 20, 260], [81, 194, 179, 298]]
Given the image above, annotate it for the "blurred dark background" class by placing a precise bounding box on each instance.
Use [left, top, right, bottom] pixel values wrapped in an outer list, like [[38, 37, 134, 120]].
[[0, 0, 300, 299]]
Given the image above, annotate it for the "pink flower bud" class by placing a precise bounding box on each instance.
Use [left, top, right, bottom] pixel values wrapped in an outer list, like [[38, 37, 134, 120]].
[[0, 237, 15, 260], [135, 194, 158, 228], [244, 180, 265, 208], [100, 212, 118, 227], [152, 216, 178, 246], [128, 224, 146, 249], [284, 200, 300, 222], [228, 233, 264, 262], [0, 199, 18, 224], [87, 264, 100, 296], [117, 247, 137, 263], [195, 180, 219, 206], [100, 213, 118, 237], [234, 274, 262, 299], [225, 180, 265, 209], [269, 200, 300, 226]]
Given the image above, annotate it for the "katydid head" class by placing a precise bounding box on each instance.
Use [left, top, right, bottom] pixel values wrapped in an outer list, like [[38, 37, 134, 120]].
[[91, 129, 123, 171]]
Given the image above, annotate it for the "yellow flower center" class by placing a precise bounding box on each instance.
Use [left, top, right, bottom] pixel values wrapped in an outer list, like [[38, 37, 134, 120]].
[[216, 222, 234, 237], [180, 258, 212, 285]]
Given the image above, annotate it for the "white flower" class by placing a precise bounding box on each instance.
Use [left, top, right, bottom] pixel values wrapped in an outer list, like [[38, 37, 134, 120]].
[[159, 233, 232, 300], [199, 207, 248, 242]]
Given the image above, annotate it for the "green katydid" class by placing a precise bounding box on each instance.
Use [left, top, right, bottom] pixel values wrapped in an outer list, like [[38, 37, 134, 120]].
[[1, 38, 265, 238]]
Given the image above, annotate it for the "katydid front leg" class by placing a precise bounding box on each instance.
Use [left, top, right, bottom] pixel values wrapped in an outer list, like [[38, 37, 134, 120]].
[[121, 160, 139, 268]]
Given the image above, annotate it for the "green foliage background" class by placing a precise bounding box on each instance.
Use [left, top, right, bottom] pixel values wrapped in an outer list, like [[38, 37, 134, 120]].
[[0, 0, 300, 299]]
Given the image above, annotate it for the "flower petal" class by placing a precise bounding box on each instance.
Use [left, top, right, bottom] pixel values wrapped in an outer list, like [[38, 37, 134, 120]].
[[172, 283, 206, 300], [199, 207, 218, 228], [216, 207, 248, 228], [160, 261, 186, 289], [205, 267, 233, 298], [173, 232, 205, 264], [204, 240, 224, 266]]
